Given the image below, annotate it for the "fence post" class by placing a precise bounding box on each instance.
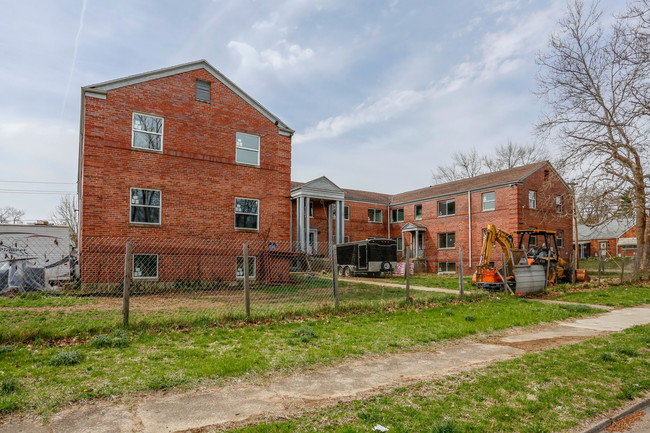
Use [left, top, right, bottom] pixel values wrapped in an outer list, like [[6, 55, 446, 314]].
[[458, 248, 464, 298], [405, 247, 411, 302], [243, 243, 251, 318], [597, 254, 602, 283], [620, 258, 625, 284], [122, 241, 132, 328], [332, 244, 340, 309]]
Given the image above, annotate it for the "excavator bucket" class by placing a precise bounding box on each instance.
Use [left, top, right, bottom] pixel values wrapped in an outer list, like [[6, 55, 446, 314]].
[[575, 269, 589, 282]]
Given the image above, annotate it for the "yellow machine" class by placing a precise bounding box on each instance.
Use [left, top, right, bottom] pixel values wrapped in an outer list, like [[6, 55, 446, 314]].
[[473, 225, 587, 294]]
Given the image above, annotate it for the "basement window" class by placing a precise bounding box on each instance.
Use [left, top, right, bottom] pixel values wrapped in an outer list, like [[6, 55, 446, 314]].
[[236, 256, 256, 279], [133, 254, 158, 279], [438, 262, 456, 273], [196, 79, 211, 102], [132, 113, 163, 151]]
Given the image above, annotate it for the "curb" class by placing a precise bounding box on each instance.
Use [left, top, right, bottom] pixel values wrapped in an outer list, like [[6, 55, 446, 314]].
[[578, 397, 650, 433]]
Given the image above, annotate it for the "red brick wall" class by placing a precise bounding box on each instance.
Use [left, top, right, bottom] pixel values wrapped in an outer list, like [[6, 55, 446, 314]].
[[80, 69, 292, 282]]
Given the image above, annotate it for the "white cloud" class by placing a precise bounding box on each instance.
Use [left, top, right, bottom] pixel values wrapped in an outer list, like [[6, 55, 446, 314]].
[[228, 39, 314, 71]]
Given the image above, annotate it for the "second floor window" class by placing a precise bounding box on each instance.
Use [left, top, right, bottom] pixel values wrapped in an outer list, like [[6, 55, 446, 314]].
[[438, 199, 455, 216], [529, 190, 537, 209], [391, 208, 404, 223], [132, 113, 163, 151], [438, 232, 455, 249], [368, 208, 382, 223], [482, 192, 495, 211], [414, 204, 423, 220], [344, 206, 350, 220], [130, 188, 161, 224], [236, 132, 260, 166]]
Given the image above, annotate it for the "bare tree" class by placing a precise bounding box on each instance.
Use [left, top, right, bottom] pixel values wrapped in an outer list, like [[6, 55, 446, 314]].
[[0, 206, 25, 224], [50, 195, 79, 246], [432, 148, 483, 183], [536, 0, 650, 271]]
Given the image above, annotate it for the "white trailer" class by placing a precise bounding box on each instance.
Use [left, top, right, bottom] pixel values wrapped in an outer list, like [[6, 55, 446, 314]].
[[0, 223, 74, 291]]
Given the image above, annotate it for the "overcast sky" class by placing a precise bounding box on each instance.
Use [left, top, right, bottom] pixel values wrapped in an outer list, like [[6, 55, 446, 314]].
[[0, 0, 623, 222]]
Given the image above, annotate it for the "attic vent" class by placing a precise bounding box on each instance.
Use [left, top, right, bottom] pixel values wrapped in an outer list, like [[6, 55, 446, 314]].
[[196, 80, 211, 102], [544, 169, 549, 180]]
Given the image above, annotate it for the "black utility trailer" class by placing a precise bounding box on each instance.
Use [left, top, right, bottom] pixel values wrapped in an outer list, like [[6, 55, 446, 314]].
[[336, 238, 397, 277]]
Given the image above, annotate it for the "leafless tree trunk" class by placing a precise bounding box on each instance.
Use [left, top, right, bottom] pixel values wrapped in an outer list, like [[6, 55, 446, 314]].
[[0, 206, 25, 224], [536, 0, 650, 272], [50, 195, 79, 247]]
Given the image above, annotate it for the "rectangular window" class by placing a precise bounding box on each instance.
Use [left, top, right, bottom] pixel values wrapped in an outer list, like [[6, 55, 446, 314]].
[[438, 232, 455, 249], [132, 113, 163, 151], [529, 190, 537, 209], [438, 199, 455, 216], [235, 132, 260, 166], [529, 235, 537, 247], [414, 204, 423, 220], [556, 195, 563, 213], [344, 206, 350, 221], [309, 202, 314, 217], [236, 256, 256, 279], [133, 254, 158, 279], [393, 237, 403, 251], [368, 208, 382, 223], [438, 262, 456, 273], [130, 188, 161, 224], [235, 198, 259, 230], [482, 192, 495, 211], [557, 230, 564, 248], [196, 79, 211, 102], [390, 208, 404, 223], [344, 236, 350, 243]]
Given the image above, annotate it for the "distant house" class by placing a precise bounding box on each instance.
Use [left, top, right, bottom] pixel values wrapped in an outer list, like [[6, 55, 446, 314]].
[[578, 219, 637, 258], [292, 161, 574, 273]]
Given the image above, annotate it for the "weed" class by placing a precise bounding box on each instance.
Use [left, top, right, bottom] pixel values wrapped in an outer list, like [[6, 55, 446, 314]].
[[429, 419, 461, 433], [0, 345, 15, 354], [146, 373, 188, 390], [614, 346, 639, 357], [50, 350, 83, 366], [600, 352, 616, 362], [0, 378, 19, 394], [91, 329, 130, 348], [464, 315, 475, 322], [444, 309, 454, 316], [290, 325, 318, 343]]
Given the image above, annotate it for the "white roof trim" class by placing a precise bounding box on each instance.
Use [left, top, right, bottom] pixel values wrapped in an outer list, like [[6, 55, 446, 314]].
[[82, 59, 294, 135], [291, 176, 345, 201]]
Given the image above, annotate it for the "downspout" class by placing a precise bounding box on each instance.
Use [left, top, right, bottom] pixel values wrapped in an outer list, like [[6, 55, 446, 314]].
[[467, 191, 472, 268], [387, 204, 390, 239]]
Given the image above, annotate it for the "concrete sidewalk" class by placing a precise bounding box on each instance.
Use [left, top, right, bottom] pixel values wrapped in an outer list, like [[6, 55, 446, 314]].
[[2, 305, 649, 433]]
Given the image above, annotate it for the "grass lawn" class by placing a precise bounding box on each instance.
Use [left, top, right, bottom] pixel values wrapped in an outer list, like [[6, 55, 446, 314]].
[[223, 324, 650, 433], [384, 273, 472, 290], [0, 296, 599, 416], [546, 284, 650, 307]]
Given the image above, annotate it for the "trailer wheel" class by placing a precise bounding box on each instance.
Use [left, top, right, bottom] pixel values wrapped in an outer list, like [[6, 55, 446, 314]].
[[343, 266, 352, 277], [338, 266, 344, 276]]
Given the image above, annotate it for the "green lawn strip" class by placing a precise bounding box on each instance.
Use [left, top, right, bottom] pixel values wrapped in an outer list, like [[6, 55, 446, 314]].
[[223, 325, 650, 433], [547, 285, 650, 307], [384, 274, 472, 290], [0, 292, 96, 308], [0, 297, 598, 415]]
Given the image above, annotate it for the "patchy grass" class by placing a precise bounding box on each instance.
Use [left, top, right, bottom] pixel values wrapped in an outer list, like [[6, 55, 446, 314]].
[[0, 292, 96, 308], [223, 325, 650, 433], [0, 296, 598, 416], [547, 285, 650, 307]]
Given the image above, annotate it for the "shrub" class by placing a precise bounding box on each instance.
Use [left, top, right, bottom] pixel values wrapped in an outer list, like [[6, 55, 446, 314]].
[[430, 419, 461, 433], [290, 325, 318, 343], [50, 350, 83, 366], [464, 315, 476, 322]]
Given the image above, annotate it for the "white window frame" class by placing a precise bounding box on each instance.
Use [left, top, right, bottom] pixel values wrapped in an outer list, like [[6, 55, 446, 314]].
[[438, 232, 456, 249], [234, 197, 260, 231], [344, 236, 350, 243], [132, 254, 158, 279], [529, 235, 537, 247], [130, 187, 161, 225], [368, 208, 383, 223], [309, 202, 314, 217], [393, 237, 403, 251], [414, 204, 423, 221], [556, 195, 563, 213], [482, 192, 495, 211], [438, 262, 456, 274], [557, 230, 564, 248], [196, 79, 211, 102], [236, 256, 256, 279], [235, 132, 260, 167], [529, 190, 537, 209], [390, 208, 404, 223], [344, 205, 350, 221], [132, 112, 164, 152], [438, 199, 455, 217]]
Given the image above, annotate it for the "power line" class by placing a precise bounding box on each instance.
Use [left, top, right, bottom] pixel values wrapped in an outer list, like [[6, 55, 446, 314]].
[[0, 180, 77, 185], [0, 189, 76, 195]]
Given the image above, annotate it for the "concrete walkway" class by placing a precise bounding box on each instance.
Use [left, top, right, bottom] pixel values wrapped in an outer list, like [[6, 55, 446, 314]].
[[2, 306, 649, 433]]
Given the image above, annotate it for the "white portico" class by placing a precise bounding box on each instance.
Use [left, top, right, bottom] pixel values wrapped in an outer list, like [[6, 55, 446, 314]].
[[291, 177, 346, 254]]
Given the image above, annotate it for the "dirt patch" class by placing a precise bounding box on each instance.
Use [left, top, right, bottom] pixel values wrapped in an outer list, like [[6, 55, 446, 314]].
[[606, 411, 645, 432], [492, 335, 594, 351]]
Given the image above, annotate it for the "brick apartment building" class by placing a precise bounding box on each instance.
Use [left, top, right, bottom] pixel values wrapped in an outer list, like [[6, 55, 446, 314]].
[[293, 162, 574, 273], [578, 219, 637, 258], [78, 60, 574, 281], [78, 60, 294, 283]]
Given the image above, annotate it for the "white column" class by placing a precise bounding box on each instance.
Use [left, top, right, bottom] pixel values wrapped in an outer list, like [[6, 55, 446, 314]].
[[305, 197, 311, 254], [297, 197, 304, 252], [335, 201, 343, 244], [340, 201, 345, 243], [328, 203, 333, 255]]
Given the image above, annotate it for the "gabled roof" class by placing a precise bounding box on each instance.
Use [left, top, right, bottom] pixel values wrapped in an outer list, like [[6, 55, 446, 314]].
[[291, 181, 391, 204], [291, 176, 345, 201], [82, 59, 294, 135], [578, 218, 636, 241]]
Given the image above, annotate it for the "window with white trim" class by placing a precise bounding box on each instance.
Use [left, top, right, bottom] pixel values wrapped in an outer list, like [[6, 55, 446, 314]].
[[438, 232, 455, 249], [438, 262, 456, 273], [344, 206, 350, 221], [236, 132, 260, 166], [368, 208, 382, 223], [236, 256, 256, 278], [438, 199, 455, 216], [130, 188, 161, 224], [235, 198, 259, 230], [132, 113, 163, 151], [529, 190, 537, 209], [556, 195, 563, 213], [309, 202, 314, 217], [557, 230, 564, 248], [133, 254, 158, 279], [391, 208, 404, 223], [196, 79, 211, 102], [482, 192, 495, 211], [344, 236, 350, 243], [393, 237, 403, 251], [414, 204, 423, 220], [529, 235, 537, 247]]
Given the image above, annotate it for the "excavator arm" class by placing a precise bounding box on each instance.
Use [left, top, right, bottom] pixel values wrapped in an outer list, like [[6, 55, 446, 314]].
[[474, 224, 516, 283]]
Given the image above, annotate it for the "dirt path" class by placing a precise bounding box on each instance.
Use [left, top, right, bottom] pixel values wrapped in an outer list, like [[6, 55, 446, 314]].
[[2, 305, 649, 433], [340, 277, 464, 294]]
